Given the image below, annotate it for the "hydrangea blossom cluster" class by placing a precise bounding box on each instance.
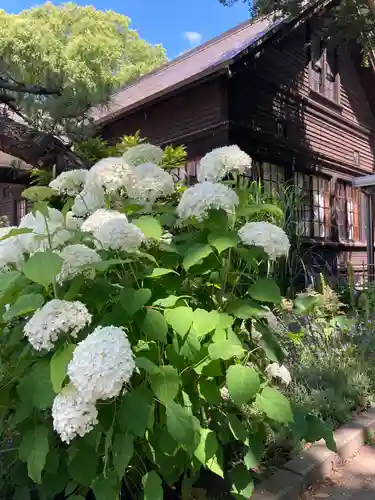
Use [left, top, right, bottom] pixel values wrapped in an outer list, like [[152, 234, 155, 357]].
[[197, 145, 252, 182], [123, 143, 163, 166], [71, 181, 105, 217], [52, 385, 98, 443], [24, 299, 92, 351], [86, 157, 133, 193], [126, 163, 175, 203], [266, 363, 292, 386], [49, 169, 88, 196], [238, 221, 290, 261], [177, 181, 239, 221], [95, 218, 144, 252], [68, 326, 135, 402], [0, 227, 25, 270], [81, 209, 127, 234], [57, 244, 102, 283]]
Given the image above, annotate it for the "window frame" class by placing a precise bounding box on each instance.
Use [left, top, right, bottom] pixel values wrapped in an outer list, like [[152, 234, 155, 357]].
[[15, 199, 27, 225], [309, 32, 340, 105], [172, 157, 201, 186], [336, 182, 365, 243]]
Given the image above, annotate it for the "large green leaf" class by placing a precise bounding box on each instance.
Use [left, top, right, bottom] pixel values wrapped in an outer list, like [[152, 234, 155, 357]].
[[182, 243, 212, 271], [249, 278, 282, 303], [150, 365, 180, 403], [153, 295, 190, 307], [166, 402, 200, 455], [244, 432, 265, 469], [142, 471, 163, 500], [91, 477, 118, 500], [19, 426, 49, 484], [0, 270, 22, 294], [68, 443, 100, 487], [194, 428, 218, 464], [23, 251, 63, 289], [133, 216, 163, 239], [208, 230, 239, 254], [112, 433, 134, 479], [226, 365, 260, 407], [117, 388, 154, 437], [192, 309, 219, 337], [255, 387, 293, 423], [135, 357, 160, 375], [198, 378, 221, 405], [208, 340, 244, 360], [230, 464, 255, 500], [121, 288, 151, 316], [147, 267, 178, 278], [226, 298, 268, 319], [228, 414, 248, 442], [22, 186, 55, 201], [164, 306, 193, 336], [3, 293, 44, 321], [17, 360, 55, 409], [294, 294, 321, 315], [140, 308, 168, 342], [50, 344, 76, 393]]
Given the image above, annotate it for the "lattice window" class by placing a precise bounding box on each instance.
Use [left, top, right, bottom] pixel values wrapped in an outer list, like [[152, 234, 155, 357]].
[[16, 199, 27, 224], [171, 158, 200, 186], [336, 183, 364, 242], [310, 33, 339, 103], [262, 163, 285, 195]]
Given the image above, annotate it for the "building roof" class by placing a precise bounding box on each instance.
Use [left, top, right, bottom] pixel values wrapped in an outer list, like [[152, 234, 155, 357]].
[[93, 15, 285, 126]]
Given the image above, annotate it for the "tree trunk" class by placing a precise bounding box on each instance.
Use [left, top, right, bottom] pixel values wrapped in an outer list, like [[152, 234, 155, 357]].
[[0, 112, 86, 173]]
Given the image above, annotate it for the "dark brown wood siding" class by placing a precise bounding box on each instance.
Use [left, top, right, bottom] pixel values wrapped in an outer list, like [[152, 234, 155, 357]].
[[100, 78, 229, 159], [0, 184, 24, 225]]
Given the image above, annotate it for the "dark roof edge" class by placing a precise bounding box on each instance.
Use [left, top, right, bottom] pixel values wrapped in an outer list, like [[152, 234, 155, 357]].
[[96, 0, 328, 129]]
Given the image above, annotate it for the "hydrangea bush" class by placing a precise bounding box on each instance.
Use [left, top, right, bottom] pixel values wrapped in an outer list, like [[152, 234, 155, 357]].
[[0, 142, 330, 499]]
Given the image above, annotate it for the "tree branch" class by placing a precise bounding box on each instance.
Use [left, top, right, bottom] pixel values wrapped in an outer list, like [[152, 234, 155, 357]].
[[0, 78, 61, 96], [0, 112, 86, 173]]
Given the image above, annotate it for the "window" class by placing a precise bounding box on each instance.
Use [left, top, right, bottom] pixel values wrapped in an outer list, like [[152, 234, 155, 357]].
[[16, 199, 27, 224], [262, 163, 285, 195], [295, 172, 330, 238], [276, 120, 287, 138], [310, 33, 339, 103], [353, 150, 360, 167], [172, 158, 200, 186], [336, 183, 365, 242]]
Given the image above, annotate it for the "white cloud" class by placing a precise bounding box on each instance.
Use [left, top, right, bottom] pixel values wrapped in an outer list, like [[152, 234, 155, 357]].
[[183, 31, 203, 47]]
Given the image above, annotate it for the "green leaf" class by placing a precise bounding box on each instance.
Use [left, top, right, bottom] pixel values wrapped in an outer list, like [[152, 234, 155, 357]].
[[294, 294, 321, 315], [147, 267, 178, 278], [23, 251, 63, 289], [198, 378, 221, 405], [208, 230, 239, 254], [208, 340, 244, 360], [142, 471, 163, 500], [22, 186, 55, 201], [133, 216, 163, 239], [19, 426, 49, 484], [226, 298, 268, 319], [255, 387, 293, 423], [150, 365, 180, 403], [230, 464, 255, 500], [112, 434, 134, 479], [118, 388, 154, 437], [166, 402, 200, 454], [3, 293, 44, 321], [237, 203, 283, 219], [183, 243, 213, 271], [17, 360, 55, 409], [226, 365, 260, 407], [194, 428, 218, 464], [153, 294, 190, 307], [164, 306, 193, 336], [91, 476, 118, 500], [0, 270, 22, 294], [68, 442, 100, 487], [257, 322, 285, 363], [135, 357, 160, 375], [140, 308, 168, 342], [121, 288, 151, 316], [50, 344, 76, 393], [193, 309, 218, 337], [249, 278, 282, 303], [244, 433, 265, 469], [14, 486, 30, 500], [228, 414, 248, 442]]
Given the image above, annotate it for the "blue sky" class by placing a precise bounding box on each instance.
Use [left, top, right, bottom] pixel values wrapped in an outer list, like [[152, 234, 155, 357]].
[[1, 0, 252, 59]]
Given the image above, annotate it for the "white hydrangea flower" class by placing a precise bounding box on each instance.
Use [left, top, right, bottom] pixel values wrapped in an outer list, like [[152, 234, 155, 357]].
[[126, 163, 175, 203], [65, 211, 83, 231], [49, 169, 88, 196], [197, 145, 252, 182], [81, 209, 127, 234], [94, 219, 144, 252], [238, 222, 290, 261], [123, 143, 163, 167], [24, 299, 92, 351], [176, 181, 239, 221], [18, 208, 72, 253], [266, 362, 292, 386], [71, 181, 106, 218], [68, 326, 135, 402], [52, 385, 98, 443], [57, 244, 102, 283], [86, 157, 133, 193], [0, 229, 25, 270]]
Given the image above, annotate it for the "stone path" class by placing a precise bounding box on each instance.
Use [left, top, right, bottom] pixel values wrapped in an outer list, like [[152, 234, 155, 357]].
[[300, 445, 375, 500]]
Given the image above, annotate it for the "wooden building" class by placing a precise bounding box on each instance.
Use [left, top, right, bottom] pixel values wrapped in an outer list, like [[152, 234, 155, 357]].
[[0, 152, 29, 226], [95, 3, 375, 274]]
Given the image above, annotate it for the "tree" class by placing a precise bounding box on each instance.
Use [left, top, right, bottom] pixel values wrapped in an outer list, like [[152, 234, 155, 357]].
[[219, 0, 375, 57], [0, 3, 166, 172]]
